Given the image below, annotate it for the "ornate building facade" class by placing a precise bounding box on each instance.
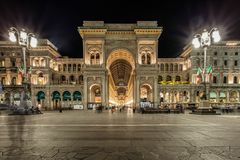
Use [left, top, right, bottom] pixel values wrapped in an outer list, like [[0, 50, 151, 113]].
[[0, 21, 240, 109]]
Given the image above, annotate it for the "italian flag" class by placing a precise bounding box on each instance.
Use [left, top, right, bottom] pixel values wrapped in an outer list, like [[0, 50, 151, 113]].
[[196, 67, 202, 83], [207, 64, 213, 79]]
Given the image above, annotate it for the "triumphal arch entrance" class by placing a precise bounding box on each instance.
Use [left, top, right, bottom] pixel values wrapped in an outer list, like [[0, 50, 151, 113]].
[[78, 21, 162, 109]]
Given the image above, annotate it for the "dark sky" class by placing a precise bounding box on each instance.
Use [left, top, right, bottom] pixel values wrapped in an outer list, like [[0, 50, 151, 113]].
[[0, 0, 240, 58]]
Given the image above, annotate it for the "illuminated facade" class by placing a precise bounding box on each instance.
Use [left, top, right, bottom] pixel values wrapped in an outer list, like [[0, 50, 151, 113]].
[[0, 21, 240, 109]]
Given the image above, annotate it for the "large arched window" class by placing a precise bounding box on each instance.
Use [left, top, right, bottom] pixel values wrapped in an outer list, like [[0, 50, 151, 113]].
[[141, 55, 145, 64], [147, 54, 151, 64], [166, 75, 172, 81], [90, 54, 95, 64], [96, 53, 100, 64], [175, 76, 181, 81]]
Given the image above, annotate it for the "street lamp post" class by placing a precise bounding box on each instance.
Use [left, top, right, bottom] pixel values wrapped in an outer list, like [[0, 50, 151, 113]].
[[192, 28, 221, 113], [8, 27, 38, 108]]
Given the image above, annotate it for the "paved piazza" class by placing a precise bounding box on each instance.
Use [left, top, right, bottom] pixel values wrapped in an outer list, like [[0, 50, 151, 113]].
[[0, 111, 240, 160]]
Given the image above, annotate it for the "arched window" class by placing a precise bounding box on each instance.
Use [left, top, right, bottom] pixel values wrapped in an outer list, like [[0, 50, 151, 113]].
[[141, 54, 145, 64], [1, 77, 6, 85], [79, 75, 83, 84], [58, 64, 62, 71], [174, 64, 178, 71], [179, 64, 183, 71], [90, 54, 95, 64], [170, 64, 173, 71], [158, 76, 163, 82], [73, 64, 76, 71], [41, 59, 46, 67], [165, 64, 169, 71], [63, 64, 67, 72], [70, 75, 75, 82], [78, 64, 81, 71], [234, 76, 238, 84], [160, 64, 164, 71], [68, 64, 71, 72], [96, 53, 100, 64], [213, 76, 217, 83], [166, 75, 172, 81], [175, 76, 181, 81], [147, 54, 151, 64], [61, 75, 66, 82], [11, 77, 16, 85]]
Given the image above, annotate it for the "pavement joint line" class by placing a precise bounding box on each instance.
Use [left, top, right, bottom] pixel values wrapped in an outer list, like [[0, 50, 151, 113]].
[[179, 117, 218, 125], [0, 123, 220, 127]]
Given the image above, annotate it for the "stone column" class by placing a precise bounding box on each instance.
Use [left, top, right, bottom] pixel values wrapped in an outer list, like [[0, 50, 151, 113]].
[[105, 73, 109, 107], [83, 76, 88, 109], [154, 76, 158, 108], [133, 71, 136, 107], [102, 75, 106, 106], [136, 75, 140, 108]]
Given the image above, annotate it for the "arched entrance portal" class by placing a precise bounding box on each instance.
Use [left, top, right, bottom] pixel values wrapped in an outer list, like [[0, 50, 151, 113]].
[[107, 49, 135, 107], [140, 84, 153, 108], [36, 91, 45, 109]]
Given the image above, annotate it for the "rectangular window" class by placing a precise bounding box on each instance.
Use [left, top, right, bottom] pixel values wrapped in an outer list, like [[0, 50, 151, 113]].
[[235, 60, 238, 66], [235, 52, 238, 55], [225, 52, 228, 55], [214, 52, 217, 55], [223, 76, 227, 84], [224, 60, 227, 66], [214, 60, 217, 67]]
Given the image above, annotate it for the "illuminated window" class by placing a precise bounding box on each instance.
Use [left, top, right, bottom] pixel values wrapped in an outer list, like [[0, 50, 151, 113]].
[[90, 54, 94, 64]]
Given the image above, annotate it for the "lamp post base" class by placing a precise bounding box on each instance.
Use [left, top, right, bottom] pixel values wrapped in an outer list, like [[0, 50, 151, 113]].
[[191, 100, 220, 115]]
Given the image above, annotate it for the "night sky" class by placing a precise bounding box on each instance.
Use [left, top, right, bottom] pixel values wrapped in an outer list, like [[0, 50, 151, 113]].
[[0, 0, 240, 58]]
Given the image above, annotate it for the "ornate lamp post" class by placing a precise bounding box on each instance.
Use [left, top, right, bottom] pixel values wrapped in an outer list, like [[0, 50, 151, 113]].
[[8, 27, 38, 107], [192, 28, 221, 113]]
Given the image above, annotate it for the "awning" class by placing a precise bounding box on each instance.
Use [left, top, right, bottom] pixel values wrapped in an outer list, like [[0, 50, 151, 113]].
[[220, 92, 226, 98], [73, 91, 82, 101], [63, 91, 71, 101], [52, 91, 61, 100], [37, 91, 45, 100], [210, 92, 217, 98]]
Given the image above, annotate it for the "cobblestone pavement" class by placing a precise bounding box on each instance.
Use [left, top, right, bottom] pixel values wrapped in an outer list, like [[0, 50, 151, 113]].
[[0, 110, 240, 159]]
